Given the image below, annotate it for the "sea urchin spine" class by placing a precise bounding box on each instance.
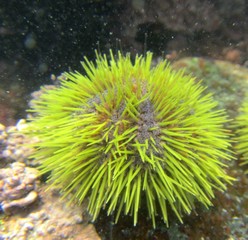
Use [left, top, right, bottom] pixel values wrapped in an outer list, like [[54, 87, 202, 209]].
[[234, 101, 248, 173]]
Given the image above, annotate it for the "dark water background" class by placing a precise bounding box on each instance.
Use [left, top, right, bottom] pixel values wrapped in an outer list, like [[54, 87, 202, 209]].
[[1, 0, 247, 89]]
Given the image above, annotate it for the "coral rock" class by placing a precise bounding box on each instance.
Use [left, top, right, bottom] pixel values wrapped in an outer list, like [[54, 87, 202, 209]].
[[0, 162, 39, 214], [0, 120, 37, 165]]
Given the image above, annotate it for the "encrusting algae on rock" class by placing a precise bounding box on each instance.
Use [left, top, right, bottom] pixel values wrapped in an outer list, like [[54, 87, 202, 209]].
[[24, 51, 234, 228]]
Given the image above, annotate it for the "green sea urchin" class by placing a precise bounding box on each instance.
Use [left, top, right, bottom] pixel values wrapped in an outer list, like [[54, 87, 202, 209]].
[[27, 51, 233, 227], [234, 101, 248, 173]]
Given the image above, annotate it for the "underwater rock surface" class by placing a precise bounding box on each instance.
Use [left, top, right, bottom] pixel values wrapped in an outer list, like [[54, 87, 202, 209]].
[[0, 162, 39, 215]]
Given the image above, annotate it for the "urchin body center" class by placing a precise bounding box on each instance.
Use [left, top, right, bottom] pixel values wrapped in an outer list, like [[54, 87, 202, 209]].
[[80, 82, 163, 168]]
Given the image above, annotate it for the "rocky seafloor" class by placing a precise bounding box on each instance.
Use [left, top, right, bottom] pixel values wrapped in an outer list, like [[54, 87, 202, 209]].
[[0, 57, 248, 239]]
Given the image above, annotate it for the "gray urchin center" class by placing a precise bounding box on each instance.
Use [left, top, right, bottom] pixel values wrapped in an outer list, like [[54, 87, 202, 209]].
[[74, 80, 164, 169], [137, 99, 161, 144]]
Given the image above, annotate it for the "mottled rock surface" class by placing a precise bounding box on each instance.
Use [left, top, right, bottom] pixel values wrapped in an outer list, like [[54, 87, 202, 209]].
[[0, 121, 36, 166], [0, 162, 39, 214], [0, 185, 100, 240]]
